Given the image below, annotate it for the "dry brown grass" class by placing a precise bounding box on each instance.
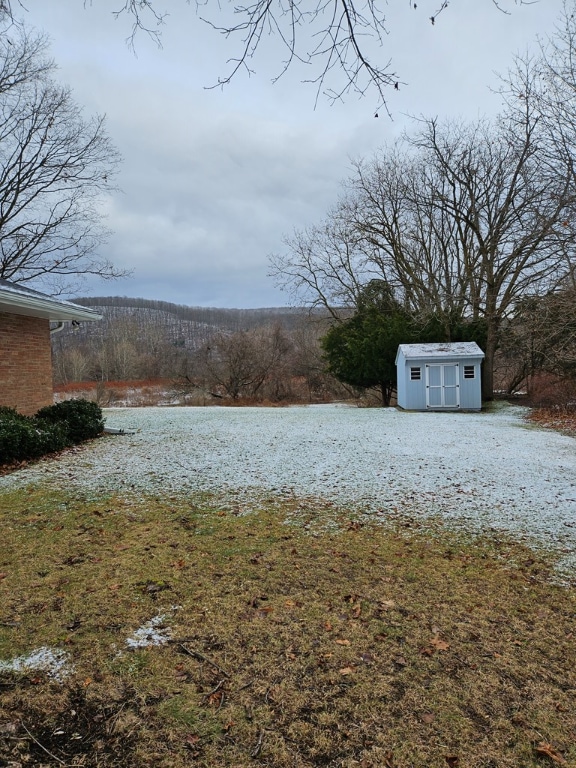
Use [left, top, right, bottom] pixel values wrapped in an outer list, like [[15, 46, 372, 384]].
[[0, 486, 574, 767]]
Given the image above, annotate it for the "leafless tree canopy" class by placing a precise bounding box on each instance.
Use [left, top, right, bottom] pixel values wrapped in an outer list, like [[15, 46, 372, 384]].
[[272, 86, 576, 398], [0, 22, 124, 294], [2, 0, 532, 107]]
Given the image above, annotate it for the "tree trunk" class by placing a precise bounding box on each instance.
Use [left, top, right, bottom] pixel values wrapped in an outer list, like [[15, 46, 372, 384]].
[[482, 322, 499, 401], [380, 382, 392, 407]]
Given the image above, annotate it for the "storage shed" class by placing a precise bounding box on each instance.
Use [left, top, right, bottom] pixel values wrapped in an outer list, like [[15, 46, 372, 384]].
[[396, 342, 485, 411]]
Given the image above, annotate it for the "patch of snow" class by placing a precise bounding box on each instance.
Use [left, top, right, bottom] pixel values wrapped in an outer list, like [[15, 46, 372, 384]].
[[397, 341, 484, 359], [2, 403, 576, 570], [0, 647, 73, 681], [125, 615, 172, 649]]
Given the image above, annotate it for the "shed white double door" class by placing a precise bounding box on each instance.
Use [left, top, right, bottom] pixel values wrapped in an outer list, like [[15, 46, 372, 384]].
[[425, 363, 460, 408]]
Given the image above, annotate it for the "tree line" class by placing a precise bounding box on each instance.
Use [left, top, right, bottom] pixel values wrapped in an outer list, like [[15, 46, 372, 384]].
[[51, 300, 348, 404], [52, 287, 575, 407]]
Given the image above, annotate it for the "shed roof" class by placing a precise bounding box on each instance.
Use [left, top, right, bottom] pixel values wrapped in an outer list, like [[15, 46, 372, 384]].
[[396, 342, 485, 362], [0, 279, 102, 322]]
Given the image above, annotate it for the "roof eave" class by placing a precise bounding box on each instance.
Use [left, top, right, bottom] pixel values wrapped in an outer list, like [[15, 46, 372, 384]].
[[0, 291, 102, 322], [403, 353, 486, 361]]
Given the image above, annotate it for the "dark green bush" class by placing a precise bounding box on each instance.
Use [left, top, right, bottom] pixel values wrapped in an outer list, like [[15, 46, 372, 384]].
[[0, 407, 71, 464], [36, 399, 104, 444]]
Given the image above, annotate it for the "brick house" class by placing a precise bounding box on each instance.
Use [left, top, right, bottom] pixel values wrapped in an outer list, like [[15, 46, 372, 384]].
[[0, 279, 101, 415]]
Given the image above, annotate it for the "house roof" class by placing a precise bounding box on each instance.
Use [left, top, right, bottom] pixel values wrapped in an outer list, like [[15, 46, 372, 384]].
[[396, 342, 485, 363], [0, 279, 102, 322]]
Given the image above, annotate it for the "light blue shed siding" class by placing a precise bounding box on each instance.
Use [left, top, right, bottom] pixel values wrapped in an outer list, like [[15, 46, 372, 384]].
[[458, 361, 483, 409], [399, 359, 426, 409], [396, 344, 484, 411]]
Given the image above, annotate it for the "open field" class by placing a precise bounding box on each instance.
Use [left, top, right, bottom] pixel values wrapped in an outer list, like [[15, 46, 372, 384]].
[[1, 404, 575, 767], [3, 403, 576, 568]]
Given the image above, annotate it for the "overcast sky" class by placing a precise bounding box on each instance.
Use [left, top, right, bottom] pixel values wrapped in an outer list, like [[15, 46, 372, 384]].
[[22, 0, 566, 308]]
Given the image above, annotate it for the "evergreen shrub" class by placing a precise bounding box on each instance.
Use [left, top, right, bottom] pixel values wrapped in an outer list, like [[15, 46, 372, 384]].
[[36, 399, 104, 444], [0, 407, 71, 464]]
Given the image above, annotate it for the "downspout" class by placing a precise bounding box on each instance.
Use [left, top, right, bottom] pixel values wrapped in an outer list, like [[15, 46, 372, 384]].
[[50, 321, 65, 335]]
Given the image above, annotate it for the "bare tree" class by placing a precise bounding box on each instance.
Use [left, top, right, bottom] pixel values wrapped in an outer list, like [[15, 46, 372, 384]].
[[271, 144, 485, 330], [200, 324, 292, 399], [507, 286, 576, 384], [271, 216, 376, 318], [0, 23, 124, 294], [273, 100, 576, 399], [414, 106, 575, 397]]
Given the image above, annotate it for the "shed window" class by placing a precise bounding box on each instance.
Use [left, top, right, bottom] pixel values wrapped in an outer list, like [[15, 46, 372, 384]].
[[410, 367, 421, 381], [463, 365, 475, 379]]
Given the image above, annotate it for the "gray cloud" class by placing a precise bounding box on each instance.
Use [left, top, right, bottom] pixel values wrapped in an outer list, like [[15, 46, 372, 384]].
[[24, 0, 564, 307]]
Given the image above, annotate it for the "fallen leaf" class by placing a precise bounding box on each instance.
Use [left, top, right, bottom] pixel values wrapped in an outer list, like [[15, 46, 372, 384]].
[[284, 599, 297, 608], [379, 599, 396, 610], [393, 655, 407, 666], [421, 712, 435, 724], [430, 636, 450, 651], [324, 621, 333, 631], [534, 742, 566, 764], [339, 666, 355, 675], [0, 573, 7, 580], [207, 691, 223, 707], [335, 638, 351, 646], [445, 756, 459, 767]]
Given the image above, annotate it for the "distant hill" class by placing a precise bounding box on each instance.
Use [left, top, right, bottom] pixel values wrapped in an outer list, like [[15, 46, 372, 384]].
[[61, 296, 313, 351]]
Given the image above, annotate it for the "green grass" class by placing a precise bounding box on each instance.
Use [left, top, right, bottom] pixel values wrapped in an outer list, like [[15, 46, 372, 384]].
[[0, 484, 575, 767]]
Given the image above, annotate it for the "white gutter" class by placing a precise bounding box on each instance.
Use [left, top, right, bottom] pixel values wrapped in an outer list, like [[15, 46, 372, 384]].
[[0, 287, 102, 322], [50, 321, 65, 335]]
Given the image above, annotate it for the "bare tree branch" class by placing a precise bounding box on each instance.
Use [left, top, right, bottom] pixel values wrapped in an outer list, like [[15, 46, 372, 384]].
[[0, 22, 125, 294], [5, 0, 536, 108]]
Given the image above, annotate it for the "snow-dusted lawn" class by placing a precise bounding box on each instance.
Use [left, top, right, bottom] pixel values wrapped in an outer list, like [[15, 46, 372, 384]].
[[2, 403, 575, 564]]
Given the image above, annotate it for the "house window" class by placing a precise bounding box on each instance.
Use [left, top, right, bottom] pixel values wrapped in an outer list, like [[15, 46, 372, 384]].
[[410, 367, 421, 381], [464, 365, 475, 379]]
